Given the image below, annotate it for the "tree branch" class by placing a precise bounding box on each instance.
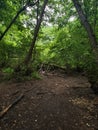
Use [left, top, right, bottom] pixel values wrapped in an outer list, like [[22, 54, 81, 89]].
[[0, 94, 24, 119], [0, 0, 38, 41]]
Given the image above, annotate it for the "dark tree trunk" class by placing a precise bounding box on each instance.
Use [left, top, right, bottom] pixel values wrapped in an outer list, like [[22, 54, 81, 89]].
[[0, 1, 38, 41], [24, 0, 48, 65], [72, 0, 97, 48], [72, 0, 98, 94]]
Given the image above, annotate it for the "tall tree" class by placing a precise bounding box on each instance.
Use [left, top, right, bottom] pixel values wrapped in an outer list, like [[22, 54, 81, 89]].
[[72, 0, 98, 93], [24, 0, 48, 65]]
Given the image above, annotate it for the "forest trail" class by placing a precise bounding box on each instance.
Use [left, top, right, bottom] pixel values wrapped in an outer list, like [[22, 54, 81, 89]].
[[0, 72, 98, 130]]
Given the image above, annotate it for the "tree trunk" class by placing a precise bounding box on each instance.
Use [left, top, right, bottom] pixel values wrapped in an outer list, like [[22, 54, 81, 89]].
[[72, 0, 98, 94], [24, 0, 48, 65], [72, 0, 98, 48], [0, 1, 38, 41]]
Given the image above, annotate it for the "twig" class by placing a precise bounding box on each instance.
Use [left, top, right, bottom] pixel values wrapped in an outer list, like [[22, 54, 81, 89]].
[[0, 93, 24, 119]]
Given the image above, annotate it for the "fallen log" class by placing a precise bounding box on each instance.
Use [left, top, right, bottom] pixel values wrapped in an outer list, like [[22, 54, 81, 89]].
[[0, 93, 24, 119]]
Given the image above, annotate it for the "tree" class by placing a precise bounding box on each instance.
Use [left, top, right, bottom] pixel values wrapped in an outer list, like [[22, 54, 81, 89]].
[[23, 0, 48, 65], [0, 0, 38, 41], [72, 0, 98, 93], [72, 0, 97, 49]]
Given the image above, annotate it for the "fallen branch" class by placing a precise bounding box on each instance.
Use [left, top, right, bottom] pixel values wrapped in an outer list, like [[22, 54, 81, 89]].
[[0, 93, 24, 119], [11, 90, 20, 96]]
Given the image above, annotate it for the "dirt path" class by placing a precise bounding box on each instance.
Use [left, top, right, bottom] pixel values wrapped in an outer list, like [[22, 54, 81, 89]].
[[0, 72, 98, 130]]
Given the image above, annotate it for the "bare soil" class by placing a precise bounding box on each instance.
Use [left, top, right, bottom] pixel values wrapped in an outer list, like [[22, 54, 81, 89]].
[[0, 71, 98, 130]]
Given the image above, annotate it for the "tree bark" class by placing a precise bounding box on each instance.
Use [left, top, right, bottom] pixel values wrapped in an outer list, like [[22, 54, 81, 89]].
[[24, 0, 48, 65], [0, 1, 38, 41], [72, 0, 98, 48], [72, 0, 98, 94]]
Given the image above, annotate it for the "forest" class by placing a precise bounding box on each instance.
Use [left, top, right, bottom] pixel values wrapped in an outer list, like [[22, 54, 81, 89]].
[[0, 0, 98, 130]]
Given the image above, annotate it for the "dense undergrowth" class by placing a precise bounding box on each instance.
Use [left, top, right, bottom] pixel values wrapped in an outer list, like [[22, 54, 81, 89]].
[[1, 25, 98, 83]]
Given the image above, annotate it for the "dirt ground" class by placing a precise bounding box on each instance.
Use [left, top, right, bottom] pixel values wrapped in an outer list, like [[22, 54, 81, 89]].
[[0, 71, 98, 130]]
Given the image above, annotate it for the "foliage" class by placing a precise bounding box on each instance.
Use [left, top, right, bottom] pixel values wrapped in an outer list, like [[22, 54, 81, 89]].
[[2, 67, 14, 73], [0, 0, 98, 85], [35, 21, 96, 72], [32, 71, 41, 79]]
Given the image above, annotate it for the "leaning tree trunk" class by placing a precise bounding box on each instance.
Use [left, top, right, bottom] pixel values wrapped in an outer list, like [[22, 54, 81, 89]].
[[72, 0, 97, 48], [24, 0, 48, 65], [72, 0, 98, 94], [0, 1, 38, 41]]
